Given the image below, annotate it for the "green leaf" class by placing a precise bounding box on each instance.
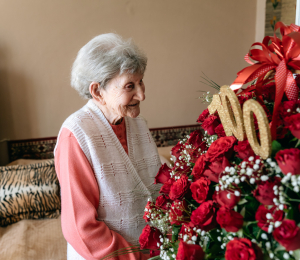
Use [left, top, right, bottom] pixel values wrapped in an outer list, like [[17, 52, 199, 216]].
[[287, 207, 294, 220], [271, 140, 282, 157], [172, 225, 181, 242]]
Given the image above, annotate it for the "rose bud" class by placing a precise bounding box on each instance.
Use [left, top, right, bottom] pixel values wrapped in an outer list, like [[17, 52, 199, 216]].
[[169, 175, 191, 201], [139, 225, 162, 250], [190, 200, 217, 231], [216, 206, 243, 232], [169, 200, 190, 225], [155, 163, 172, 184], [176, 241, 204, 260], [234, 140, 255, 160], [205, 136, 236, 161], [273, 219, 300, 251], [255, 205, 284, 232], [155, 194, 172, 211], [197, 109, 210, 123], [285, 113, 300, 139], [190, 177, 211, 203], [201, 115, 220, 135], [275, 148, 300, 175], [225, 238, 263, 260], [253, 177, 281, 205], [213, 188, 240, 209]]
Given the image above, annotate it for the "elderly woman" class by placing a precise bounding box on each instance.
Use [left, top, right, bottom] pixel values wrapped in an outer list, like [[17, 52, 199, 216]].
[[54, 33, 161, 260]]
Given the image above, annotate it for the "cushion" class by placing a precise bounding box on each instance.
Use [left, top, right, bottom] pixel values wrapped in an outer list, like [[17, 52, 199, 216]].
[[0, 215, 67, 260], [0, 159, 60, 227], [157, 146, 173, 164]]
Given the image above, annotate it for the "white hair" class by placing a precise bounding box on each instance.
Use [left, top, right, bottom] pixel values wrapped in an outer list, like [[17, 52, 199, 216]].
[[71, 33, 147, 99]]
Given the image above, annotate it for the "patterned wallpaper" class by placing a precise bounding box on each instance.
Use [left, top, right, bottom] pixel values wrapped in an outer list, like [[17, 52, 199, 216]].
[[265, 0, 296, 36]]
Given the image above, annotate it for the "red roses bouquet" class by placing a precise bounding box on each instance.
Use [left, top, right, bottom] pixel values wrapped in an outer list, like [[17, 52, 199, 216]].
[[139, 22, 300, 260]]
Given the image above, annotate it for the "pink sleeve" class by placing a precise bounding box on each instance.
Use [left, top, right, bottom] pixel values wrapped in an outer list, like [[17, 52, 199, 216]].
[[55, 128, 148, 260]]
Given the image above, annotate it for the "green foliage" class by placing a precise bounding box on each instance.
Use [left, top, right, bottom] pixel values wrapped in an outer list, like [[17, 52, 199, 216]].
[[243, 196, 260, 222], [172, 225, 181, 242], [271, 140, 282, 158]]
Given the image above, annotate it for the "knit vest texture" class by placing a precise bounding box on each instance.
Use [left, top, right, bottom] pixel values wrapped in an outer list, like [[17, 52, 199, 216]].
[[55, 100, 161, 260]]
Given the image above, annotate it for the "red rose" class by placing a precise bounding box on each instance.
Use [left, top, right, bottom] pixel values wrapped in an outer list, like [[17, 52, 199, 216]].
[[225, 238, 263, 260], [279, 100, 297, 119], [169, 200, 190, 225], [285, 113, 300, 139], [143, 201, 155, 222], [178, 222, 198, 241], [197, 109, 210, 123], [215, 124, 226, 138], [191, 155, 207, 180], [150, 250, 160, 257], [201, 115, 220, 135], [190, 200, 217, 231], [255, 205, 284, 232], [169, 175, 190, 200], [190, 177, 211, 203], [237, 92, 253, 108], [155, 194, 172, 211], [216, 206, 243, 232], [188, 130, 204, 148], [176, 241, 204, 260], [213, 188, 240, 209], [189, 142, 208, 163], [155, 163, 171, 184], [203, 155, 231, 183], [234, 140, 255, 160], [275, 148, 300, 175], [273, 219, 300, 251], [261, 82, 275, 102], [139, 225, 162, 250], [253, 177, 281, 205], [171, 142, 184, 159], [159, 178, 175, 194], [205, 136, 236, 161]]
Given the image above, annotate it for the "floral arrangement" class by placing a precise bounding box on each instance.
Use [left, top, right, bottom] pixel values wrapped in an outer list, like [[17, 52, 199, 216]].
[[138, 22, 300, 260]]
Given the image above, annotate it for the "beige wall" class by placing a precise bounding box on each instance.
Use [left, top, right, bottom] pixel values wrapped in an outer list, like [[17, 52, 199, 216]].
[[0, 0, 256, 141]]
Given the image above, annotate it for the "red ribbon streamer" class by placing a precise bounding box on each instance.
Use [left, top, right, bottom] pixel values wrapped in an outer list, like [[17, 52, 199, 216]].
[[230, 22, 300, 140]]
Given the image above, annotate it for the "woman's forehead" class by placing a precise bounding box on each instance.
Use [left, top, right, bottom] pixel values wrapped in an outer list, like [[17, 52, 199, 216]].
[[117, 73, 144, 83]]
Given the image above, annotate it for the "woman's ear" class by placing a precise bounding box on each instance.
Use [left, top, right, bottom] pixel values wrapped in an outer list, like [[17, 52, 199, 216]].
[[89, 82, 106, 105]]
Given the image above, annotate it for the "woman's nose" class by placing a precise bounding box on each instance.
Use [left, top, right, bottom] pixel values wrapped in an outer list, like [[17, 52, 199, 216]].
[[136, 85, 145, 101]]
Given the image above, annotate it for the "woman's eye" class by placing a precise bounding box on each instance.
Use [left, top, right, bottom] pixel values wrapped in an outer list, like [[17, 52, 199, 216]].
[[126, 84, 134, 89]]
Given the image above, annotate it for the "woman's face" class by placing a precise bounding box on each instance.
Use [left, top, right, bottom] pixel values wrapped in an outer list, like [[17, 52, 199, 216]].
[[101, 73, 145, 121]]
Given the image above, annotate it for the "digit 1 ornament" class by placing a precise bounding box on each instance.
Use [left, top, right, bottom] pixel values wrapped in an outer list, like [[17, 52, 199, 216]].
[[208, 93, 233, 136], [220, 86, 245, 141], [243, 99, 272, 159]]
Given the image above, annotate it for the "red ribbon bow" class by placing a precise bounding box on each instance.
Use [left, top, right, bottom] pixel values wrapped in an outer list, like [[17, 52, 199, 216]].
[[230, 22, 300, 139]]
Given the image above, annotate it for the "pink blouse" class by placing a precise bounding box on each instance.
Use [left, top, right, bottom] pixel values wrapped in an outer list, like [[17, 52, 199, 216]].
[[55, 122, 148, 260]]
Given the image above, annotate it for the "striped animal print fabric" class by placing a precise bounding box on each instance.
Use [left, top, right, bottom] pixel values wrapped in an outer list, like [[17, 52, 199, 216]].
[[0, 159, 60, 226]]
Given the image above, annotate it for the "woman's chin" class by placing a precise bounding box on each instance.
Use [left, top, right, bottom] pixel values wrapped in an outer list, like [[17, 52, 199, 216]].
[[126, 106, 140, 118]]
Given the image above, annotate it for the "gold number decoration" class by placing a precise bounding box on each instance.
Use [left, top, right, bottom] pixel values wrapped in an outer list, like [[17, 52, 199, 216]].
[[220, 86, 245, 141], [243, 99, 272, 159], [208, 93, 233, 136]]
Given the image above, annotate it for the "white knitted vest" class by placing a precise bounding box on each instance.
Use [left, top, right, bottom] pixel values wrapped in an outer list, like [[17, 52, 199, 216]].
[[55, 100, 161, 260]]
